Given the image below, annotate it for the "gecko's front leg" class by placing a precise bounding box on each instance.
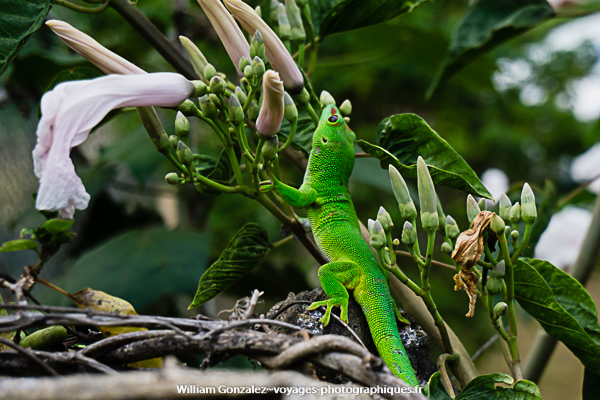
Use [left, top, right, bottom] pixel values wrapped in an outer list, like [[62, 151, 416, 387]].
[[260, 171, 318, 209]]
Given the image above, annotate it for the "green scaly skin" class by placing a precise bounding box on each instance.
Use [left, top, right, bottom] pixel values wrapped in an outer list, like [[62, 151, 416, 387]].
[[264, 105, 419, 385]]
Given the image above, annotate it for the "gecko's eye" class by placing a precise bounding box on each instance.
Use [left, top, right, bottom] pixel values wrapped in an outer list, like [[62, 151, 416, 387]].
[[328, 115, 339, 124]]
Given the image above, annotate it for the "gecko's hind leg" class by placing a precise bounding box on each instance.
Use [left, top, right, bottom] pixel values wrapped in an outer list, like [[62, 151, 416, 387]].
[[307, 261, 361, 326]]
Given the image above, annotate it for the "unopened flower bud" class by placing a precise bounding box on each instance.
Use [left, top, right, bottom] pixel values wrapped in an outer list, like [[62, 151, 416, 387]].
[[466, 194, 481, 224], [175, 111, 190, 138], [244, 65, 253, 79], [248, 101, 259, 120], [199, 95, 217, 119], [511, 230, 520, 240], [295, 88, 310, 104], [339, 99, 352, 115], [494, 302, 508, 317], [401, 221, 417, 246], [169, 135, 179, 149], [283, 92, 298, 121], [504, 226, 511, 237], [521, 183, 537, 224], [277, 4, 292, 41], [204, 63, 217, 81], [179, 36, 209, 83], [176, 141, 193, 165], [239, 57, 251, 74], [158, 133, 170, 150], [478, 198, 487, 211], [343, 117, 350, 124], [178, 99, 195, 114], [509, 202, 521, 224], [250, 30, 266, 60], [192, 80, 208, 97], [209, 76, 226, 95], [285, 0, 305, 42], [228, 94, 244, 124], [377, 206, 393, 231], [252, 56, 266, 78], [320, 90, 335, 108], [369, 219, 386, 249], [499, 193, 511, 222], [486, 260, 505, 294], [165, 172, 180, 185], [262, 135, 279, 163], [392, 238, 400, 247], [417, 157, 438, 231], [490, 213, 505, 235], [255, 5, 262, 17], [445, 216, 460, 239], [441, 242, 453, 254], [389, 165, 417, 220], [235, 86, 248, 105]]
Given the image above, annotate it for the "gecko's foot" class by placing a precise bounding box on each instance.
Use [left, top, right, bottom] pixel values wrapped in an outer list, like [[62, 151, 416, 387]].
[[259, 181, 274, 192], [307, 298, 349, 326]]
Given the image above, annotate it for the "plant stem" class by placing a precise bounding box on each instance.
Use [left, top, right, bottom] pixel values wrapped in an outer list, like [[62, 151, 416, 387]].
[[511, 223, 532, 264], [297, 42, 305, 68], [279, 119, 298, 153], [56, 0, 110, 14], [109, 0, 196, 79]]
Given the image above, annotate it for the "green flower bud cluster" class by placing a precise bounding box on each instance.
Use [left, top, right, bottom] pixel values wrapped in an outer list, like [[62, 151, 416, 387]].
[[235, 86, 247, 105], [377, 206, 393, 231], [261, 135, 279, 163], [285, 0, 305, 42], [388, 165, 417, 221], [199, 95, 217, 119], [441, 242, 453, 254], [169, 135, 179, 149], [445, 216, 460, 239], [176, 141, 193, 165], [466, 194, 480, 224], [228, 94, 244, 124], [401, 221, 417, 246], [175, 112, 190, 139], [192, 80, 207, 97], [486, 260, 505, 294], [368, 219, 386, 250], [250, 31, 266, 61], [521, 183, 537, 224], [252, 56, 266, 79], [277, 4, 292, 41], [490, 213, 505, 236], [417, 157, 438, 232], [209, 76, 226, 95], [509, 202, 521, 224], [499, 193, 511, 222], [284, 92, 298, 121]]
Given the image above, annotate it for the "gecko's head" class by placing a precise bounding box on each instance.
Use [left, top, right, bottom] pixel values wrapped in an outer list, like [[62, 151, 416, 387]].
[[313, 105, 356, 152]]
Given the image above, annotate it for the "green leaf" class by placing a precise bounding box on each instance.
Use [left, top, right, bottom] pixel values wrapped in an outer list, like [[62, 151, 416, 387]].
[[514, 258, 600, 375], [42, 219, 74, 235], [455, 373, 541, 399], [424, 372, 452, 400], [196, 146, 240, 196], [358, 114, 492, 199], [189, 223, 271, 309], [279, 111, 315, 155], [45, 228, 210, 311], [0, 239, 38, 253], [320, 0, 428, 37], [309, 0, 344, 37], [583, 368, 600, 400], [0, 0, 53, 76], [427, 0, 554, 97]]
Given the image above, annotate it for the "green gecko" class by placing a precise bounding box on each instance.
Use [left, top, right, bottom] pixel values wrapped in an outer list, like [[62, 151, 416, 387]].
[[263, 105, 419, 385]]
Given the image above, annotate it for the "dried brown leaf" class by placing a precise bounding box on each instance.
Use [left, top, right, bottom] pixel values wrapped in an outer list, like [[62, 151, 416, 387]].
[[451, 211, 494, 269], [453, 269, 478, 317]]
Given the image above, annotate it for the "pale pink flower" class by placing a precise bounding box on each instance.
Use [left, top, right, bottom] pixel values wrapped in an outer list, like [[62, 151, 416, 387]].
[[33, 73, 194, 218], [196, 0, 251, 76], [223, 0, 304, 91], [256, 70, 284, 137], [46, 20, 145, 76]]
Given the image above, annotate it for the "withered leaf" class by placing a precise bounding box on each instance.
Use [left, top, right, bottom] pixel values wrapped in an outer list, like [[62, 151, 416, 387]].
[[451, 211, 494, 269], [454, 269, 479, 318]]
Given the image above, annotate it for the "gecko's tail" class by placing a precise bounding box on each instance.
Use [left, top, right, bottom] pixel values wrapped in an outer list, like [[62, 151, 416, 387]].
[[354, 281, 419, 386]]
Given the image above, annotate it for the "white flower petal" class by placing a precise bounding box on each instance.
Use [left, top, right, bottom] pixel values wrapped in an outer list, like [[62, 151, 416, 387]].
[[33, 73, 194, 218], [481, 168, 509, 206]]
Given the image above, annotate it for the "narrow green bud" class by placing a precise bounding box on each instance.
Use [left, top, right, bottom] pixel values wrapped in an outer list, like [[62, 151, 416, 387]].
[[248, 101, 259, 120], [235, 86, 248, 105], [339, 99, 352, 115], [283, 92, 298, 121], [509, 202, 521, 224], [295, 88, 310, 104], [499, 193, 511, 222], [490, 213, 505, 235], [320, 90, 336, 108], [165, 172, 180, 185], [286, 0, 305, 42], [192, 80, 207, 97], [176, 141, 193, 165], [487, 260, 506, 294], [239, 57, 251, 74], [209, 76, 225, 95], [441, 242, 453, 254], [445, 216, 460, 239], [436, 195, 446, 232], [204, 63, 217, 81], [270, 0, 279, 22], [277, 4, 292, 41], [417, 157, 438, 231], [377, 206, 393, 231], [493, 302, 508, 317], [466, 194, 481, 224], [511, 230, 520, 240], [368, 219, 386, 249], [401, 221, 417, 246], [255, 5, 262, 17], [169, 135, 179, 149], [179, 36, 209, 83], [389, 165, 417, 220], [250, 31, 266, 60], [521, 183, 537, 223], [178, 99, 195, 114], [478, 198, 487, 211], [244, 65, 253, 79], [252, 56, 265, 78], [199, 95, 217, 119], [262, 135, 279, 163], [175, 111, 190, 138], [228, 94, 244, 124]]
